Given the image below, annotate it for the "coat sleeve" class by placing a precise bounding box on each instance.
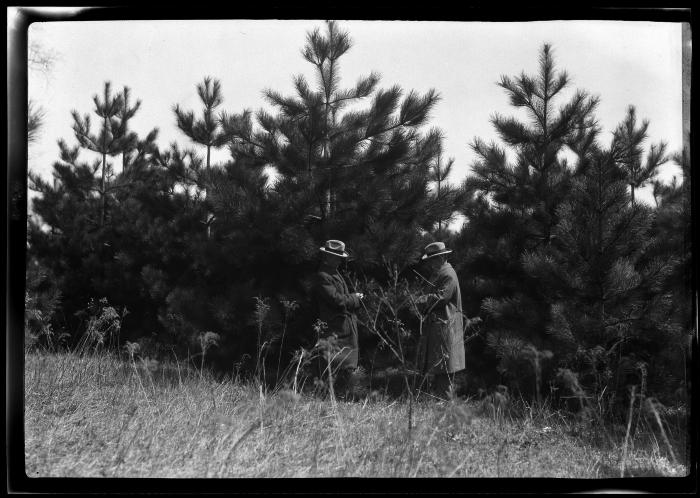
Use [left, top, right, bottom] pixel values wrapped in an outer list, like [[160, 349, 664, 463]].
[[429, 268, 458, 307], [316, 274, 361, 311]]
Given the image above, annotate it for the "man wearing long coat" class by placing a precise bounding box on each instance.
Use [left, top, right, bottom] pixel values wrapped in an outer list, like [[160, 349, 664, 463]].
[[416, 241, 465, 399], [313, 239, 364, 397]]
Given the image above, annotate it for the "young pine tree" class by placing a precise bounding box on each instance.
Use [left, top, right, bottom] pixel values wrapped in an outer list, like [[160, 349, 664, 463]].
[[453, 44, 600, 394], [28, 85, 160, 343], [220, 20, 456, 274], [645, 148, 692, 399], [29, 138, 113, 338], [173, 76, 228, 176], [612, 105, 668, 205], [173, 76, 228, 236], [70, 82, 133, 226], [523, 130, 681, 409]]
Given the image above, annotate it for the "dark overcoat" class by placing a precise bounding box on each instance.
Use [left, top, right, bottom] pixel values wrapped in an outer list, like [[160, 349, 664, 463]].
[[313, 269, 361, 370], [417, 262, 465, 375]]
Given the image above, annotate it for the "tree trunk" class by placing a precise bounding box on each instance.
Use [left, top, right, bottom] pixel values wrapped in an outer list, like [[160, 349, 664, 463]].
[[205, 144, 212, 238], [437, 171, 442, 232], [321, 138, 332, 218], [100, 152, 106, 226], [100, 110, 109, 227], [205, 145, 211, 196]]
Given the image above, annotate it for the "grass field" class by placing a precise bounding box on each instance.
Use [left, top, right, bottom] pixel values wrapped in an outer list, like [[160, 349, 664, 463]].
[[24, 350, 688, 478]]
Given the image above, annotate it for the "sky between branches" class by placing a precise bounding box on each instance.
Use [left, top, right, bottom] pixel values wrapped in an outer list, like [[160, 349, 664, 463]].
[[28, 19, 683, 206]]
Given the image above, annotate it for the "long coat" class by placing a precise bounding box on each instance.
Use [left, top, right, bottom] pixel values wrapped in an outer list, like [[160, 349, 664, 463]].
[[313, 269, 361, 370], [417, 262, 465, 375]]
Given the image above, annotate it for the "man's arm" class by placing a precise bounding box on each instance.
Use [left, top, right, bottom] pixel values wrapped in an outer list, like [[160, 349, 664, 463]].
[[418, 269, 457, 312], [317, 273, 361, 310], [432, 269, 457, 305]]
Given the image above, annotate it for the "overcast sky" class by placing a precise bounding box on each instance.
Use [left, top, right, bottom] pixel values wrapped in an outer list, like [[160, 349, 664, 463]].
[[28, 19, 684, 206]]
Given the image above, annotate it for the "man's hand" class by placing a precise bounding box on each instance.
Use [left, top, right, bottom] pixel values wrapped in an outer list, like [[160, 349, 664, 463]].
[[355, 292, 364, 300], [416, 293, 438, 304]]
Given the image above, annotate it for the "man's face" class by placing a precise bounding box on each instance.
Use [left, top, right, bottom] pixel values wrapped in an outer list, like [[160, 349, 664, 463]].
[[322, 253, 342, 269], [427, 256, 445, 273], [423, 256, 443, 274]]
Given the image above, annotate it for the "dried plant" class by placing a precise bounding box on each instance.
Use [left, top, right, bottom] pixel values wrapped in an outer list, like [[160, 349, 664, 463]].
[[252, 296, 271, 384], [74, 298, 128, 356], [277, 297, 300, 383], [198, 331, 220, 379]]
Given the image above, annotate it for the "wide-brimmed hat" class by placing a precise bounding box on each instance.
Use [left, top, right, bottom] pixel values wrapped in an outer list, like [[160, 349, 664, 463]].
[[319, 239, 349, 258], [421, 241, 452, 260]]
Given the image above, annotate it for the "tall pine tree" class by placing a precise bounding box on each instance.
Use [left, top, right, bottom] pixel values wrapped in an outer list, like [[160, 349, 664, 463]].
[[523, 131, 681, 409], [29, 84, 160, 342], [220, 20, 456, 274], [453, 44, 600, 393]]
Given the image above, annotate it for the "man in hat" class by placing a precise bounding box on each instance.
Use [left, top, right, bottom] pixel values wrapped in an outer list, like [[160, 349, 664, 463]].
[[313, 239, 364, 399], [416, 241, 465, 400]]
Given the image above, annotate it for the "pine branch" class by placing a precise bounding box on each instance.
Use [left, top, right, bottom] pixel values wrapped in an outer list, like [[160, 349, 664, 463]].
[[28, 100, 45, 144], [197, 77, 223, 109], [491, 114, 533, 147]]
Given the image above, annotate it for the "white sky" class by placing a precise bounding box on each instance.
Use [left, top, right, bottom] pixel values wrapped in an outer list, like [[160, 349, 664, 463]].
[[28, 19, 684, 206]]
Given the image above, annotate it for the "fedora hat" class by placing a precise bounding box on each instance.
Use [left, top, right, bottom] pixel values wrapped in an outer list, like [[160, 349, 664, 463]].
[[319, 239, 349, 258], [421, 241, 452, 260]]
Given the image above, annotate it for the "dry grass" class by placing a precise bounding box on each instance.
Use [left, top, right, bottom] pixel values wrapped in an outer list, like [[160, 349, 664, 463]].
[[24, 351, 688, 478]]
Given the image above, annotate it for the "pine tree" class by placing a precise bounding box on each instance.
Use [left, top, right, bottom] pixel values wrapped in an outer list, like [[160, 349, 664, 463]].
[[173, 77, 228, 236], [28, 85, 161, 342], [645, 148, 692, 398], [523, 134, 680, 407], [154, 20, 463, 372], [71, 82, 131, 226], [110, 141, 211, 347], [452, 44, 599, 392], [29, 138, 112, 335], [612, 105, 668, 204], [173, 76, 228, 175], [220, 20, 454, 273]]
